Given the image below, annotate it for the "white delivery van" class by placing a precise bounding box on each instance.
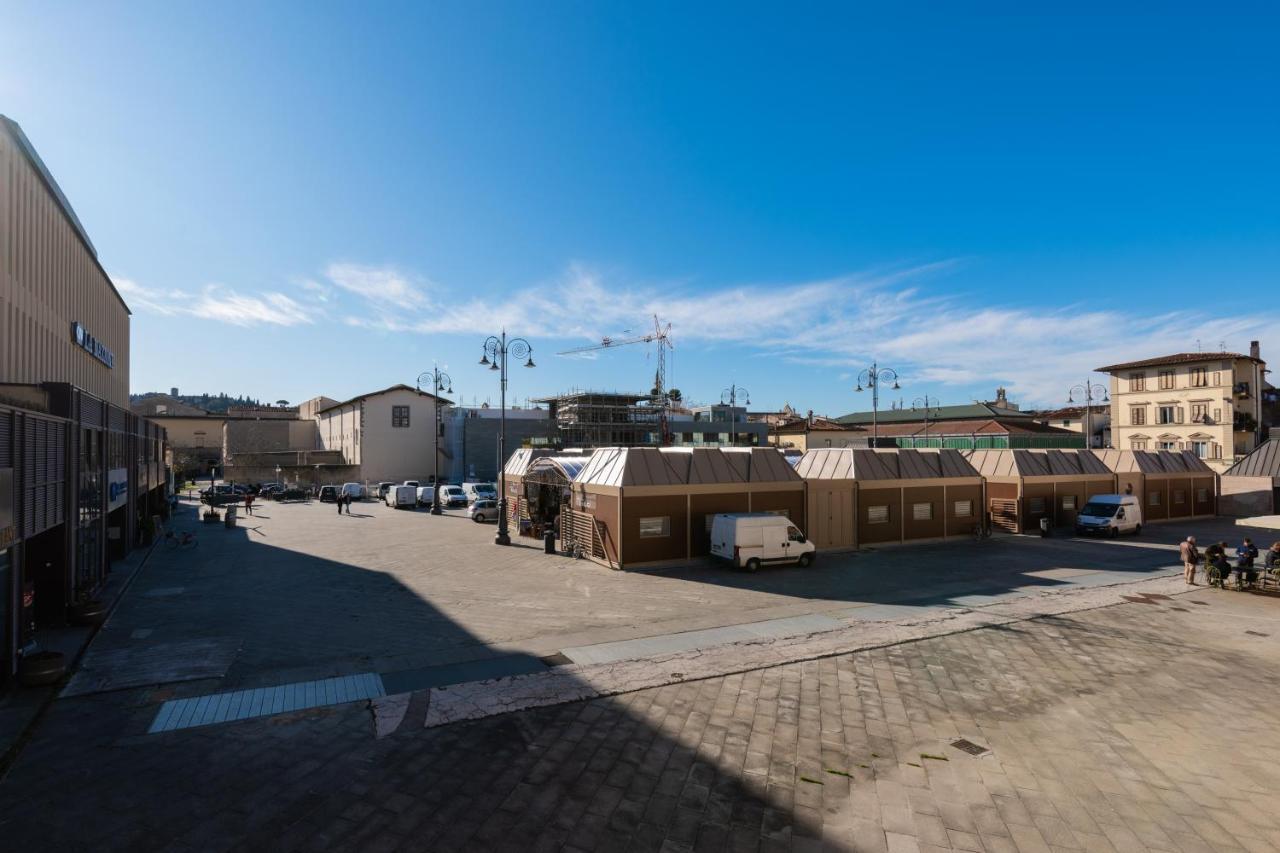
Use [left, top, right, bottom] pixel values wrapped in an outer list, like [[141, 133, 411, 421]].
[[385, 484, 417, 509], [437, 484, 468, 508], [340, 482, 365, 501], [1074, 495, 1142, 537], [462, 482, 497, 503], [709, 513, 816, 572]]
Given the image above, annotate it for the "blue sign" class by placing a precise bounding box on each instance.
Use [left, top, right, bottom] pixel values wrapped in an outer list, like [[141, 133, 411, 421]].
[[71, 322, 115, 369]]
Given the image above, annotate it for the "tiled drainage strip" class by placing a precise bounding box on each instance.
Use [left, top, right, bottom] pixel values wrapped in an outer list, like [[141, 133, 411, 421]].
[[148, 672, 386, 734]]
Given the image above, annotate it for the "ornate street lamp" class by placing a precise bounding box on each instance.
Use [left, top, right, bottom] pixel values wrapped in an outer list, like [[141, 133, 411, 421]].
[[480, 332, 534, 545], [721, 385, 750, 446], [416, 366, 454, 515], [854, 362, 900, 445], [911, 395, 941, 444], [1067, 379, 1109, 450]]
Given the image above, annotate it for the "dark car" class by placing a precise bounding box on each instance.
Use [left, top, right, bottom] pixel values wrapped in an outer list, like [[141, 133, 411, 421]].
[[318, 485, 339, 503]]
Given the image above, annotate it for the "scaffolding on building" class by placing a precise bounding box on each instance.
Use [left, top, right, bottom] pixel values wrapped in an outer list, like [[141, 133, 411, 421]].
[[533, 390, 665, 447]]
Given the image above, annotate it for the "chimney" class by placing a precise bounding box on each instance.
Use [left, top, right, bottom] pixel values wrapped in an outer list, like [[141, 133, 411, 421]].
[[1250, 340, 1260, 360], [807, 409, 813, 427]]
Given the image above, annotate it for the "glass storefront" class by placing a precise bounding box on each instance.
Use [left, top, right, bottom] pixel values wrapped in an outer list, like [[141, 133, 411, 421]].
[[77, 427, 103, 592]]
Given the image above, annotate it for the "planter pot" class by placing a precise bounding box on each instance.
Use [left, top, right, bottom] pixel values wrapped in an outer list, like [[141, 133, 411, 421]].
[[69, 599, 109, 626], [18, 651, 66, 686]]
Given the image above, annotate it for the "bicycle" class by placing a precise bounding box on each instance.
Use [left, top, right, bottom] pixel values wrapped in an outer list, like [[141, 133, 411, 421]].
[[163, 530, 198, 550], [972, 523, 991, 541]]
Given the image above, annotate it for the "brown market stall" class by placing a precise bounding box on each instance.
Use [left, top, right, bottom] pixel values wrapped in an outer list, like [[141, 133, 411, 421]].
[[521, 455, 591, 537], [1095, 449, 1217, 522], [796, 448, 983, 548], [501, 448, 557, 532], [563, 447, 806, 569], [964, 449, 1115, 533]]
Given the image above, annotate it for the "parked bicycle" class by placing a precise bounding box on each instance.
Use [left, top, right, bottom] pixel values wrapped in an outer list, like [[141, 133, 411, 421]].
[[163, 530, 198, 550], [972, 523, 991, 541]]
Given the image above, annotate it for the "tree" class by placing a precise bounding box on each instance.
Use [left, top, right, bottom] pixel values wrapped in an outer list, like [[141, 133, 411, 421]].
[[667, 388, 683, 403], [276, 399, 290, 406]]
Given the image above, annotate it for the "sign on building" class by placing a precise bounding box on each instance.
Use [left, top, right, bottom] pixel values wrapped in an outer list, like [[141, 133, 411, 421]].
[[71, 322, 115, 368], [108, 468, 128, 512]]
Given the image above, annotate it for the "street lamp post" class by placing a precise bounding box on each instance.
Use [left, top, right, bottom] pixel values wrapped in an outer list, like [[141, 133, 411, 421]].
[[481, 331, 534, 545], [417, 367, 454, 515], [1066, 379, 1109, 450], [911, 395, 941, 444], [854, 362, 900, 446], [721, 385, 750, 446]]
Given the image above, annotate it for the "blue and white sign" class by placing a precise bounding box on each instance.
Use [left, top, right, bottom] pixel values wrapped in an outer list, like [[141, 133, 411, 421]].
[[108, 468, 128, 511], [72, 322, 115, 369]]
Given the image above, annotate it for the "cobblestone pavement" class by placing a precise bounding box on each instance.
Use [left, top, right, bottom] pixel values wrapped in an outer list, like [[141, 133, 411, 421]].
[[63, 496, 1259, 695], [4, 581, 1280, 852]]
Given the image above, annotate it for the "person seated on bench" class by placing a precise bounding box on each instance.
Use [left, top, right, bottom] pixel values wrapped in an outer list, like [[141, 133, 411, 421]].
[[1205, 541, 1230, 586], [1237, 537, 1260, 585]]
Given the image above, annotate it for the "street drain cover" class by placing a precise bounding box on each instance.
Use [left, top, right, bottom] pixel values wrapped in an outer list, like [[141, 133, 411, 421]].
[[951, 738, 990, 756], [1245, 630, 1270, 637]]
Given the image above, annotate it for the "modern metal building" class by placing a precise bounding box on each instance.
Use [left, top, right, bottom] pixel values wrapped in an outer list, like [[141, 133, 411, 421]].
[[1, 115, 167, 686]]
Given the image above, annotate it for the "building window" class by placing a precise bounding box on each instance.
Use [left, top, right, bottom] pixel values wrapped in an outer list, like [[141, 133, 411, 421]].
[[1130, 407, 1146, 426], [867, 505, 890, 524], [1157, 405, 1178, 425], [1196, 488, 1209, 503], [953, 500, 973, 518], [1173, 489, 1186, 504], [1191, 440, 1209, 458], [1149, 491, 1161, 506], [1213, 407, 1222, 423], [1129, 373, 1146, 391], [1028, 497, 1046, 514], [638, 517, 670, 538], [1130, 440, 1148, 450], [392, 406, 411, 428], [1158, 370, 1175, 390], [1190, 367, 1207, 387], [912, 502, 933, 521], [1061, 495, 1077, 511], [1190, 403, 1208, 423], [1213, 371, 1221, 385], [1061, 419, 1072, 427], [1158, 440, 1177, 451]]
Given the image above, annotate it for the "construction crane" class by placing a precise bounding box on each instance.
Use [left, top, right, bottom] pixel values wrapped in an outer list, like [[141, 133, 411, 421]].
[[558, 315, 675, 443]]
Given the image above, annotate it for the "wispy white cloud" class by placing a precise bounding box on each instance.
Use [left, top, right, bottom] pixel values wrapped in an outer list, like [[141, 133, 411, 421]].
[[332, 260, 1278, 407], [113, 275, 318, 327], [324, 262, 426, 310]]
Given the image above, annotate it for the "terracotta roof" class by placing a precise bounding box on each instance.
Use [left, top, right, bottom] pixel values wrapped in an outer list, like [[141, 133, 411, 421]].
[[772, 416, 861, 434], [316, 383, 450, 414], [1095, 352, 1262, 372]]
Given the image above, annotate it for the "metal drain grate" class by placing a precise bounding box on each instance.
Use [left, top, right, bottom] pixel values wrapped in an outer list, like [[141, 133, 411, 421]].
[[951, 738, 990, 756], [148, 672, 385, 734]]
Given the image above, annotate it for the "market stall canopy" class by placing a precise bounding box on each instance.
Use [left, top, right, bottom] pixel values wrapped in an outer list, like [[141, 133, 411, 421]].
[[795, 448, 979, 481]]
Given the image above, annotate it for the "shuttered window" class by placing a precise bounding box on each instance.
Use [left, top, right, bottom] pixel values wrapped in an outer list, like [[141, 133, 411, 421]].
[[1148, 491, 1161, 506], [1028, 497, 1046, 514], [1061, 495, 1076, 510], [867, 505, 890, 524], [638, 517, 669, 538], [912, 502, 933, 521], [953, 500, 973, 518], [1173, 489, 1186, 504]]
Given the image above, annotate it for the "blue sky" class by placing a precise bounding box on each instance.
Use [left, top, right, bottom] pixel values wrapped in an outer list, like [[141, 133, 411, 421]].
[[3, 2, 1277, 413]]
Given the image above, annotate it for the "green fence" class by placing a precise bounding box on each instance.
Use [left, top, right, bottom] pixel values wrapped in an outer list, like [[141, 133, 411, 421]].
[[888, 435, 1086, 450]]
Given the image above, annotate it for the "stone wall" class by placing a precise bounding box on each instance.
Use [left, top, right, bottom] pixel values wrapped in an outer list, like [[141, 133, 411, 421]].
[[1219, 475, 1276, 517]]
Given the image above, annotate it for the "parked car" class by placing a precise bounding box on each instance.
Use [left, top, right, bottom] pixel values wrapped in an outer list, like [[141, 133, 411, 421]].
[[467, 499, 499, 523], [277, 486, 308, 502], [1074, 495, 1142, 537], [709, 513, 815, 572], [385, 484, 417, 509], [403, 480, 420, 489], [375, 481, 397, 499], [437, 484, 468, 508], [318, 485, 339, 503], [415, 486, 435, 508], [260, 484, 286, 499], [341, 483, 366, 501], [462, 482, 497, 503]]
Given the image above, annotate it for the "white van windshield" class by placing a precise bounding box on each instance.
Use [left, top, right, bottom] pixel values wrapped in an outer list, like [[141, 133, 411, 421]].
[[1080, 502, 1118, 517]]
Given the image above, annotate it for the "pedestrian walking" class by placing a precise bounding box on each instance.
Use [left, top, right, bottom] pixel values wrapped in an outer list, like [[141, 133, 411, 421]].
[[244, 493, 255, 516], [336, 492, 344, 516], [1180, 535, 1200, 585], [344, 493, 353, 514]]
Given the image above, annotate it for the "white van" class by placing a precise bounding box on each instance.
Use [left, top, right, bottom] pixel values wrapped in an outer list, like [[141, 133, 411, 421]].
[[709, 513, 816, 572], [1074, 495, 1142, 537], [462, 482, 497, 503], [437, 484, 468, 508], [385, 484, 417, 509]]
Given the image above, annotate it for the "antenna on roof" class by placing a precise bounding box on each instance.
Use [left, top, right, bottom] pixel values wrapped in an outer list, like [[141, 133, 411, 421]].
[[1195, 338, 1201, 352], [1219, 340, 1226, 351]]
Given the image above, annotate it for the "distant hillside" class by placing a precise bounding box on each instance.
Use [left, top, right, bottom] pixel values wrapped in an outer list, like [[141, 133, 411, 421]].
[[130, 391, 269, 414]]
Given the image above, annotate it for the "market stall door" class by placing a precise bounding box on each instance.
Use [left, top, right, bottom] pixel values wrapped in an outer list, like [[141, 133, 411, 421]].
[[989, 498, 1019, 533]]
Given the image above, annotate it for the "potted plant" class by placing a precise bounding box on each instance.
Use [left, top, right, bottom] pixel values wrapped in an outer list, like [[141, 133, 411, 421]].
[[68, 596, 109, 626], [18, 646, 66, 686]]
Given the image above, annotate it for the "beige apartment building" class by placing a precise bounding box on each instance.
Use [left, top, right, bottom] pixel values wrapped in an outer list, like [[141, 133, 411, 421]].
[[1097, 344, 1267, 471], [313, 384, 449, 483]]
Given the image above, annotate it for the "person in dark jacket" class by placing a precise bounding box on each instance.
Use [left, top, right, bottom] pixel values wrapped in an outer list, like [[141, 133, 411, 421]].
[[1205, 541, 1230, 587], [1237, 538, 1260, 585]]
